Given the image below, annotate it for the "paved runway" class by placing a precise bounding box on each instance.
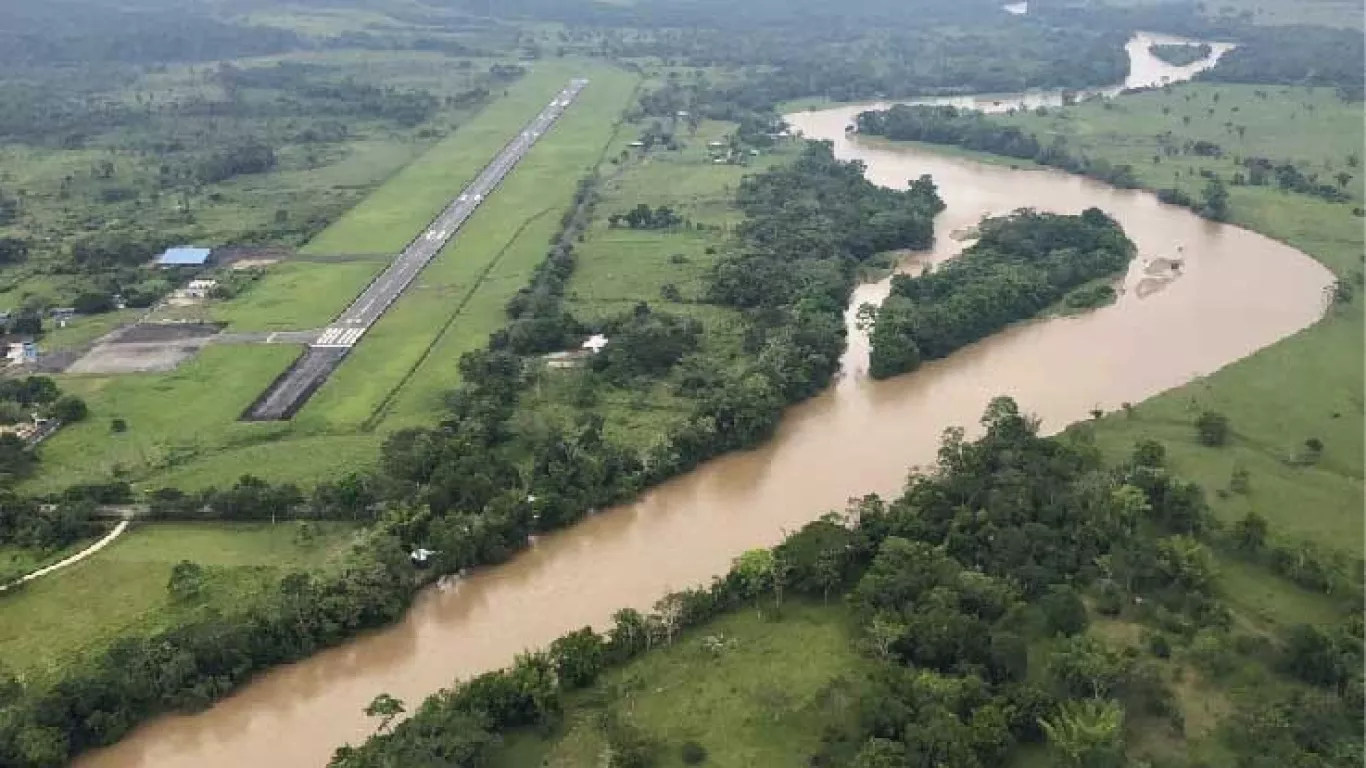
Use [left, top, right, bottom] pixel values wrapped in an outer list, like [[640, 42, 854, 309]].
[[245, 79, 588, 421]]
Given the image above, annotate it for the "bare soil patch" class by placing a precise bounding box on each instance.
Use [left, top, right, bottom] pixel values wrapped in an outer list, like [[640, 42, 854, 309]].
[[112, 323, 224, 344]]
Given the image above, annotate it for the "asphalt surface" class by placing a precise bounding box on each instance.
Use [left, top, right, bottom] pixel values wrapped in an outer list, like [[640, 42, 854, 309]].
[[245, 78, 589, 421]]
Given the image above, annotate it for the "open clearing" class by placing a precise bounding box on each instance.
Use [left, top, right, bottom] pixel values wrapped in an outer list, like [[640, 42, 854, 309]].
[[494, 602, 864, 768], [0, 521, 357, 678]]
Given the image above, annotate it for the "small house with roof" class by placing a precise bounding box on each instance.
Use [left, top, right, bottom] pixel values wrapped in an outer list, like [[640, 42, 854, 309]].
[[156, 246, 213, 268]]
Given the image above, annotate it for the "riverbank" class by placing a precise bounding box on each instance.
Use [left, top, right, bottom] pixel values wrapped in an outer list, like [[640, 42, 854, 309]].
[[331, 404, 1363, 768], [856, 82, 1363, 558]]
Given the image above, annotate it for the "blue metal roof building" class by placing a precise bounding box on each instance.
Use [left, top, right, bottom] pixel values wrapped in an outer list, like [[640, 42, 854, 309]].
[[157, 247, 213, 266]]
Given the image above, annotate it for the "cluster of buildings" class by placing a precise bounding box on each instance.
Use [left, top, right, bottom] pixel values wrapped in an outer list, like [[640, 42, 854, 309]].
[[0, 245, 217, 371]]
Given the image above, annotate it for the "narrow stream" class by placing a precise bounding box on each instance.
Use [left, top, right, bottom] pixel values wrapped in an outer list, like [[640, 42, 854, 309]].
[[78, 32, 1330, 768]]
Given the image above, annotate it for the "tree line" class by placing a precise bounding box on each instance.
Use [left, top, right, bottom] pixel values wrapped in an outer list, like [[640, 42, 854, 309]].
[[856, 104, 1236, 220], [867, 208, 1135, 379], [856, 104, 1144, 190], [0, 0, 299, 69], [481, 0, 1131, 108], [1148, 42, 1212, 67], [322, 398, 1363, 768]]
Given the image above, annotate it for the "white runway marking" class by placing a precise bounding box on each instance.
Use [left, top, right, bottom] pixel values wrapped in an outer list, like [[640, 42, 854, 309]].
[[312, 326, 367, 348]]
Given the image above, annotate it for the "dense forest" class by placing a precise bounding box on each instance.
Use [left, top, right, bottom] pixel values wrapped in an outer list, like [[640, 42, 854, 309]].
[[1199, 25, 1366, 97], [1029, 0, 1364, 96], [0, 0, 299, 67], [324, 399, 1364, 767], [866, 209, 1135, 379]]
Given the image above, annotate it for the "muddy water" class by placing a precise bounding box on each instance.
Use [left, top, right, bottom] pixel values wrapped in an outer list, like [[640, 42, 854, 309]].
[[913, 30, 1236, 114], [80, 35, 1331, 768]]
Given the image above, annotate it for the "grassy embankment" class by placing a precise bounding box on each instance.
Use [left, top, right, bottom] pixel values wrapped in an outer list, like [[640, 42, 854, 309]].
[[455, 578, 1334, 767], [475, 605, 1318, 767], [0, 521, 358, 678], [27, 62, 638, 493], [986, 84, 1363, 561], [493, 602, 865, 768]]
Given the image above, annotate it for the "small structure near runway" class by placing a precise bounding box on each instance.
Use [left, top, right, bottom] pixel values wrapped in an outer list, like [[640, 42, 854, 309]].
[[156, 246, 213, 268], [582, 334, 609, 353], [543, 334, 610, 369]]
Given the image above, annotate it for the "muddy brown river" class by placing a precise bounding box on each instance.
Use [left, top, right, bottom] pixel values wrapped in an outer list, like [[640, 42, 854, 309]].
[[79, 33, 1331, 768]]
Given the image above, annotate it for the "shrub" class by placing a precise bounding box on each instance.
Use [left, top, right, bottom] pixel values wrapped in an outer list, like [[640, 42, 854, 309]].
[[50, 395, 88, 423], [1147, 632, 1172, 659], [1094, 580, 1124, 617], [1194, 411, 1229, 447], [680, 740, 708, 764], [1132, 439, 1166, 467]]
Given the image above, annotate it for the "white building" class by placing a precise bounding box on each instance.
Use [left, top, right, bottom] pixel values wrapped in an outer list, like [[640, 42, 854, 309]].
[[5, 342, 36, 365], [582, 334, 609, 353], [183, 279, 219, 299]]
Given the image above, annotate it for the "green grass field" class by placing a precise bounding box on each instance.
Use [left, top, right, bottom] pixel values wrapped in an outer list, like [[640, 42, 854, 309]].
[[1000, 85, 1362, 207], [31, 345, 298, 493], [210, 63, 621, 334], [987, 84, 1364, 556], [212, 258, 391, 332], [297, 61, 643, 432], [0, 521, 358, 678], [495, 602, 864, 768]]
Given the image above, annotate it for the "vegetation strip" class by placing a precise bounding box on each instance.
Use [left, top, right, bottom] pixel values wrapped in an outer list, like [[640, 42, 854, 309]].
[[360, 206, 555, 431]]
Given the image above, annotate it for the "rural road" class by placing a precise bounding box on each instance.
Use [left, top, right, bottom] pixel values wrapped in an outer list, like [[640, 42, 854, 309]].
[[0, 520, 131, 592], [246, 78, 590, 421]]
